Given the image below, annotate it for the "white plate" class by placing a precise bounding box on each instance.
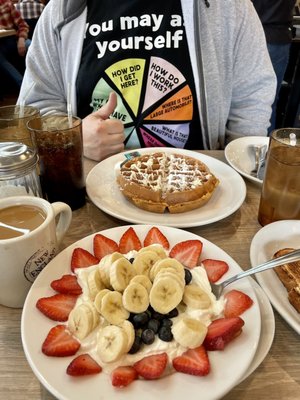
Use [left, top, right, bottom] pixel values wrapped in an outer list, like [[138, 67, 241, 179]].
[[86, 148, 246, 228], [225, 136, 269, 184], [250, 220, 300, 334], [239, 280, 275, 382], [22, 225, 260, 400]]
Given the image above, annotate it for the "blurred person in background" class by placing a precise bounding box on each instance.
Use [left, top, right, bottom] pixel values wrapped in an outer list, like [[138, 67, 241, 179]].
[[251, 0, 296, 133], [0, 0, 29, 89], [15, 0, 45, 39], [18, 0, 276, 161]]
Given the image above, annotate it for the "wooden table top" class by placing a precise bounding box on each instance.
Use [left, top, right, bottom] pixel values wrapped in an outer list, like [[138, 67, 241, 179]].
[[0, 150, 299, 400]]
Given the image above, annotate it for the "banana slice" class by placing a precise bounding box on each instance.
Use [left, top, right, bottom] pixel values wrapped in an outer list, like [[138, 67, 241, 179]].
[[97, 325, 128, 363], [120, 319, 135, 353], [68, 303, 94, 340], [94, 288, 111, 313], [132, 250, 160, 277], [130, 274, 153, 293], [87, 268, 105, 300], [149, 276, 183, 314], [155, 268, 185, 289], [122, 282, 149, 313], [139, 244, 168, 259], [183, 284, 211, 309], [150, 257, 185, 282], [172, 317, 208, 348], [82, 300, 100, 329], [100, 291, 130, 325], [110, 257, 136, 292], [99, 252, 123, 288]]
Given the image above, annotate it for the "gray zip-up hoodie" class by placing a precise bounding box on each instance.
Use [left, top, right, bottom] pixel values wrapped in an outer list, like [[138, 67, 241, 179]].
[[19, 0, 276, 150]]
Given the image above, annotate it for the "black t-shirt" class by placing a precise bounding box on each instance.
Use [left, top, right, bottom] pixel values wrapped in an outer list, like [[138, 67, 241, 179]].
[[76, 0, 203, 149]]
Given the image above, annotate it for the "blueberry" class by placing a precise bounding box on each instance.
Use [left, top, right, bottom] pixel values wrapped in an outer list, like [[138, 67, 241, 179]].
[[129, 335, 142, 354], [167, 308, 179, 318], [132, 312, 149, 328], [184, 268, 192, 285], [141, 328, 155, 345], [161, 318, 173, 328], [147, 318, 160, 334], [151, 311, 165, 321], [158, 326, 173, 342]]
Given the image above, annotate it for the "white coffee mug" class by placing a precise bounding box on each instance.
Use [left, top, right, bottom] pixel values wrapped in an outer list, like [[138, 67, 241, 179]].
[[0, 196, 72, 308]]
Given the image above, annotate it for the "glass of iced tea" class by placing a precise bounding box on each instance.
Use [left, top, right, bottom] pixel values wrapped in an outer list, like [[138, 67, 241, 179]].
[[0, 105, 40, 148], [27, 114, 86, 210], [258, 128, 300, 226]]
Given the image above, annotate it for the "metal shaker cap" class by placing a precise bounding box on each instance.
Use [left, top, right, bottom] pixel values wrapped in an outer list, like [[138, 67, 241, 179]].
[[0, 142, 39, 179]]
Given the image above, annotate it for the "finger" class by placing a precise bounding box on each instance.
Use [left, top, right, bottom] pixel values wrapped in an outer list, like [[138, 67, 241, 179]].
[[95, 92, 118, 120]]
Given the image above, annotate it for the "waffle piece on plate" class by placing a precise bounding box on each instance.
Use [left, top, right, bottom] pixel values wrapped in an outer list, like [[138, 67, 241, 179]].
[[273, 248, 300, 313], [117, 152, 219, 214]]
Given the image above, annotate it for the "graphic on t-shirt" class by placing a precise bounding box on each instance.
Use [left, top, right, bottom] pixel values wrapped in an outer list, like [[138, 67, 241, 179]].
[[91, 56, 193, 149]]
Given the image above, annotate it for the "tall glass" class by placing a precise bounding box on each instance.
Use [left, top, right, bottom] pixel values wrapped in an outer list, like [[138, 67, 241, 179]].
[[28, 114, 86, 210], [0, 105, 40, 148], [258, 128, 300, 226]]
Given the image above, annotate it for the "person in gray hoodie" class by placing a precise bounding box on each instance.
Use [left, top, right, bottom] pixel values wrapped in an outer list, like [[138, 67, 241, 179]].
[[18, 0, 276, 161]]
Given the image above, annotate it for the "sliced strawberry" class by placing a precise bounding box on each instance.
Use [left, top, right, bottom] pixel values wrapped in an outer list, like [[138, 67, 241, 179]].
[[133, 353, 168, 380], [169, 240, 203, 268], [172, 345, 210, 376], [202, 259, 229, 283], [66, 354, 102, 376], [50, 274, 82, 295], [224, 290, 253, 318], [93, 233, 119, 261], [70, 247, 99, 273], [203, 317, 244, 351], [36, 293, 78, 321], [143, 227, 170, 250], [111, 366, 138, 388], [42, 324, 80, 357], [119, 227, 142, 254]]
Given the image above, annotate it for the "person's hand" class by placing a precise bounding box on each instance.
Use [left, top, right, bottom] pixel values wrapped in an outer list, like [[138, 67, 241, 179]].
[[17, 37, 26, 57], [82, 92, 125, 161]]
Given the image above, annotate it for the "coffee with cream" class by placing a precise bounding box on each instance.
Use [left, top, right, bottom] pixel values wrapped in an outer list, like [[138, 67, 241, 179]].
[[0, 205, 46, 239]]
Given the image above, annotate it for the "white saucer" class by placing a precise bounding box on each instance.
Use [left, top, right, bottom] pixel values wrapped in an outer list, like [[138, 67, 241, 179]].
[[225, 136, 269, 184]]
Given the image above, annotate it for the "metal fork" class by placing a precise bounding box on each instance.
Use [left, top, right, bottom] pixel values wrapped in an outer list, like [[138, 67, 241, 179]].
[[211, 248, 300, 299], [250, 144, 267, 178]]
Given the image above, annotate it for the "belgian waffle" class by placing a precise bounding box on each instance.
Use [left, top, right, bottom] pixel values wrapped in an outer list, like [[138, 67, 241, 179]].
[[117, 152, 219, 213], [273, 248, 300, 313]]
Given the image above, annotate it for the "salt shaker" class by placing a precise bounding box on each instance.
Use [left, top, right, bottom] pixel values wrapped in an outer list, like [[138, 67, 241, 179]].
[[0, 142, 42, 198]]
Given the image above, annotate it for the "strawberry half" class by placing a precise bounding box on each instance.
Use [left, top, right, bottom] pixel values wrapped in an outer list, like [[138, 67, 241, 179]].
[[36, 293, 78, 321], [111, 366, 138, 388], [169, 240, 203, 268], [67, 354, 102, 376], [50, 274, 82, 295], [133, 353, 168, 380], [202, 259, 229, 283], [224, 290, 253, 318], [119, 227, 142, 254], [93, 233, 119, 261], [143, 227, 170, 249], [203, 317, 245, 351], [42, 325, 80, 357], [70, 247, 99, 273], [172, 345, 210, 376]]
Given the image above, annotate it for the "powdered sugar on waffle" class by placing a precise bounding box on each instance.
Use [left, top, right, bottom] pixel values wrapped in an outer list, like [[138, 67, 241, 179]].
[[121, 153, 212, 198]]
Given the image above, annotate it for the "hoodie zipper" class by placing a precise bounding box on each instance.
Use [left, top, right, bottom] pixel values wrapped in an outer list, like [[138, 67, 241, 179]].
[[194, 0, 211, 149]]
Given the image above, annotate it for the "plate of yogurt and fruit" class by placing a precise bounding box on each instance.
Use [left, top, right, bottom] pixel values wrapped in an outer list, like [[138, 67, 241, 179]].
[[22, 225, 261, 400]]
